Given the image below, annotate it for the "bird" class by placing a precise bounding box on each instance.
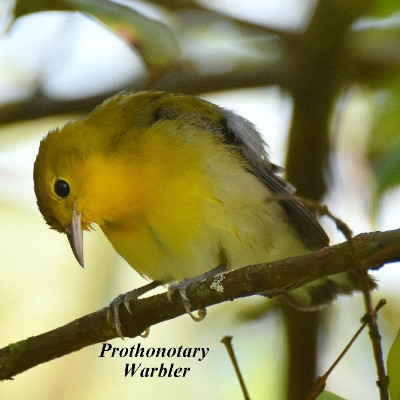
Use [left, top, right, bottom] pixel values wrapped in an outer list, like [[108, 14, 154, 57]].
[[33, 91, 371, 337]]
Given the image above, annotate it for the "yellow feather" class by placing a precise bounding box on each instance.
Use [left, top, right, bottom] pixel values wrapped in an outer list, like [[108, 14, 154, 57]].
[[33, 92, 314, 290]]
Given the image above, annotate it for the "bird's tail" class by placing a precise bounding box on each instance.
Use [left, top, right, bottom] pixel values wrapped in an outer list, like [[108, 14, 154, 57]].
[[284, 271, 377, 310]]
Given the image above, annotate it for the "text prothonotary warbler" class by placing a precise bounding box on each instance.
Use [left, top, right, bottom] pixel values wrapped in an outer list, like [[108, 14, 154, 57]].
[[33, 91, 373, 337]]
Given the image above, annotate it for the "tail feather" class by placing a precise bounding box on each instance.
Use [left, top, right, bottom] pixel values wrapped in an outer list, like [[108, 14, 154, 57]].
[[285, 271, 377, 311]]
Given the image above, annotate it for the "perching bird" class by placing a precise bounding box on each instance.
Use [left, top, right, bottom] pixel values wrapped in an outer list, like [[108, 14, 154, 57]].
[[33, 91, 369, 337]]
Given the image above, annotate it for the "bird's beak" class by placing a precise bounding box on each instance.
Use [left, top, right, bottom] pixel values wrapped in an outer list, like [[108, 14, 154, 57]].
[[66, 202, 84, 267]]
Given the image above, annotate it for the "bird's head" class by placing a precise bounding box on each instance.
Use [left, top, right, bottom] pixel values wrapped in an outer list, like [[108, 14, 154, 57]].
[[33, 90, 228, 269], [33, 123, 92, 267]]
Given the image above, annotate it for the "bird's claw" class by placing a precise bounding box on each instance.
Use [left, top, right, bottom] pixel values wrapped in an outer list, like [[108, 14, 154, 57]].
[[140, 328, 150, 338], [107, 293, 129, 339], [168, 279, 207, 322], [107, 292, 149, 339], [106, 281, 161, 339], [124, 297, 133, 315]]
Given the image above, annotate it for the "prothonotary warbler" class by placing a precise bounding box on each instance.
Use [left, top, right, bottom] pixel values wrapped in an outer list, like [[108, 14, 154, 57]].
[[33, 91, 372, 337]]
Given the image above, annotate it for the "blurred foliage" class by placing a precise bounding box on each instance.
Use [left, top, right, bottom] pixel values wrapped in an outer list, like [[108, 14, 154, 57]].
[[316, 391, 347, 400], [388, 328, 400, 399], [371, 0, 400, 17], [368, 78, 400, 197], [14, 0, 180, 72]]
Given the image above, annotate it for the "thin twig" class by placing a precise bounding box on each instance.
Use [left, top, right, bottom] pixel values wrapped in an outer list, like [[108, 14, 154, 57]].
[[298, 198, 353, 239], [300, 199, 390, 400], [345, 231, 389, 400], [306, 299, 387, 400], [221, 336, 251, 400], [357, 274, 389, 400]]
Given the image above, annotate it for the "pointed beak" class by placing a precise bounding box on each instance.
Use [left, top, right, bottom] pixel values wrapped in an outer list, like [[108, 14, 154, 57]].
[[66, 202, 84, 267]]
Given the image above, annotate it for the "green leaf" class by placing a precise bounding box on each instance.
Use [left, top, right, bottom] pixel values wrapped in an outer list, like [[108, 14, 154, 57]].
[[368, 76, 400, 198], [14, 0, 181, 72], [388, 328, 400, 399], [369, 0, 400, 18], [374, 143, 400, 196], [66, 0, 180, 71], [14, 0, 72, 16], [316, 391, 347, 400]]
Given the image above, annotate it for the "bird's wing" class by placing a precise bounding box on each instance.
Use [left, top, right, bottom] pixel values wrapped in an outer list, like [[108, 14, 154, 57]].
[[131, 91, 329, 250], [220, 109, 329, 250]]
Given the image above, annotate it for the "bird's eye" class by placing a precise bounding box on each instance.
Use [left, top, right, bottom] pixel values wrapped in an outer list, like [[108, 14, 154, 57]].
[[54, 179, 70, 198]]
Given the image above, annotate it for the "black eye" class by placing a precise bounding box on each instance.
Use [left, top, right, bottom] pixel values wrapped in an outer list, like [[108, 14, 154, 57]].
[[54, 179, 70, 198]]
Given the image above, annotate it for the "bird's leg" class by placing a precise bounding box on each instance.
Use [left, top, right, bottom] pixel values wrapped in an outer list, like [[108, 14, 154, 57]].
[[107, 280, 161, 339], [167, 265, 226, 322]]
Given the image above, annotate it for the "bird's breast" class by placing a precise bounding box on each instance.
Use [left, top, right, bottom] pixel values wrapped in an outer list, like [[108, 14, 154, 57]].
[[80, 124, 307, 282]]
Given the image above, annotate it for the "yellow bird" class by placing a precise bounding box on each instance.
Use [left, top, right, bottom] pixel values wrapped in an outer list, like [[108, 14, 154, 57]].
[[33, 91, 367, 337]]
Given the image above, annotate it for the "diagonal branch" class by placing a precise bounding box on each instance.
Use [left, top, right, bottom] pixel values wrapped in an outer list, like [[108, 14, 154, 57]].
[[1, 228, 400, 381]]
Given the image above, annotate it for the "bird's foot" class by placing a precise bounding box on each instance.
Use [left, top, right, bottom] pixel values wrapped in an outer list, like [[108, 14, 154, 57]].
[[107, 281, 160, 339], [167, 266, 226, 321], [167, 278, 207, 322]]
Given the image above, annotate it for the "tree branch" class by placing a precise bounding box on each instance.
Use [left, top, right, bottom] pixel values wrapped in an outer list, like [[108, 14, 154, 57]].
[[1, 41, 399, 126], [0, 63, 285, 126], [1, 228, 400, 381]]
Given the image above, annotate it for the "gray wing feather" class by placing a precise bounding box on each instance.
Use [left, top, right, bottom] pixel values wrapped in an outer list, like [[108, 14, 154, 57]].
[[221, 109, 329, 250]]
